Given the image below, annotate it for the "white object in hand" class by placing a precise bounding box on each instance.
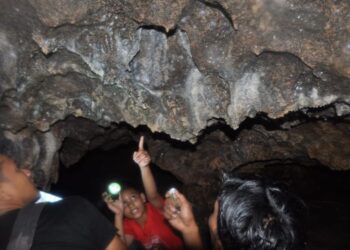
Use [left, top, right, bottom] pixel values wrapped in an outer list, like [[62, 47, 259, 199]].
[[168, 187, 181, 211]]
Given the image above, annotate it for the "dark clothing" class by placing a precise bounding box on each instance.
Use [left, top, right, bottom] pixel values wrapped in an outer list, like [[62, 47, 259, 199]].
[[0, 196, 117, 250]]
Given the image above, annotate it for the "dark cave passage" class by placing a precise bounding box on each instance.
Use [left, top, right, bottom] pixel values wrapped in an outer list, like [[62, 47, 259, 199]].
[[50, 128, 350, 250], [51, 140, 182, 219]]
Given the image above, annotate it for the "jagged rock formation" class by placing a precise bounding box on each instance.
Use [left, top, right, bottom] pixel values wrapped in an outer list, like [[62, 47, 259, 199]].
[[0, 0, 350, 188]]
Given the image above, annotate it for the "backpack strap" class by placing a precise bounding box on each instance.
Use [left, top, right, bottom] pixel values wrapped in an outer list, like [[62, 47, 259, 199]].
[[6, 202, 46, 250]]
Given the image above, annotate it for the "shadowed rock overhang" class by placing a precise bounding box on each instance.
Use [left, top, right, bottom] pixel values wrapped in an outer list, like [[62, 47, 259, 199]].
[[0, 0, 349, 188]]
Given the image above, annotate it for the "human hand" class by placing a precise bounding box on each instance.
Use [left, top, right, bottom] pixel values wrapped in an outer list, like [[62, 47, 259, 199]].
[[208, 200, 218, 234], [102, 192, 124, 218], [208, 200, 223, 250], [164, 189, 198, 233], [133, 136, 151, 169]]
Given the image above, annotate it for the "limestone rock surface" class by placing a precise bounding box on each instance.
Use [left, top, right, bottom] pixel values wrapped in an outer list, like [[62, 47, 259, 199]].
[[0, 0, 350, 187]]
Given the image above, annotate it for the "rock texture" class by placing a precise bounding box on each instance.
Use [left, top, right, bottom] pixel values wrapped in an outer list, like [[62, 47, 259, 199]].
[[0, 0, 350, 187]]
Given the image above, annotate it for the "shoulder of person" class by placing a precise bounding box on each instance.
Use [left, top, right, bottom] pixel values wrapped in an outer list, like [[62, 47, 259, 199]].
[[146, 202, 163, 217], [48, 196, 95, 212], [63, 196, 91, 205]]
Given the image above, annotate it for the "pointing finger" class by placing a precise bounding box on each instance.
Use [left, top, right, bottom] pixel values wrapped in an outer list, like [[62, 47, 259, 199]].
[[138, 136, 144, 150]]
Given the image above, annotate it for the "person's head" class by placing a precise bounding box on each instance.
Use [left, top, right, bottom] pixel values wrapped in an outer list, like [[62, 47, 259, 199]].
[[0, 139, 38, 212], [120, 186, 147, 222], [210, 176, 306, 250]]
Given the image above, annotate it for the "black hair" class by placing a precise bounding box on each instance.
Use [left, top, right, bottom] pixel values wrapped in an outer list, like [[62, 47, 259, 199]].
[[119, 180, 144, 194], [0, 137, 22, 167], [0, 137, 22, 182], [217, 176, 307, 250], [0, 162, 4, 182]]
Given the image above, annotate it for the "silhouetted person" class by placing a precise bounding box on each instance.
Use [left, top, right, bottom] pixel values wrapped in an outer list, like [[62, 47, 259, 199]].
[[0, 138, 127, 250]]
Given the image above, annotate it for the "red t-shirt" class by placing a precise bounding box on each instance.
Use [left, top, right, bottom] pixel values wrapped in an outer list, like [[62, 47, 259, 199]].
[[123, 203, 183, 250]]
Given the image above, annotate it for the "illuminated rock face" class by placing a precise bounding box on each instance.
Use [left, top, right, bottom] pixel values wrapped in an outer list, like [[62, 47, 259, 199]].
[[0, 0, 350, 187]]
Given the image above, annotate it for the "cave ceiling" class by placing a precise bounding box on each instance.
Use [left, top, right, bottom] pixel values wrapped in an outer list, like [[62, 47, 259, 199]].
[[0, 0, 350, 188]]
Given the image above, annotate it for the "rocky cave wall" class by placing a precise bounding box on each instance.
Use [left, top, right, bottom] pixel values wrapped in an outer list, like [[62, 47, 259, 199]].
[[0, 0, 350, 192]]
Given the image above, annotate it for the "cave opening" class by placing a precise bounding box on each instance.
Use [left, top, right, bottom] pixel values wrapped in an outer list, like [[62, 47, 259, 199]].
[[51, 138, 183, 220], [49, 119, 350, 250], [1, 1, 350, 249]]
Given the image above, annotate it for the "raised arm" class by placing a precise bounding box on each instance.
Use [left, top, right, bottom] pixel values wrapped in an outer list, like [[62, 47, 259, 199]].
[[164, 190, 203, 250], [133, 136, 163, 209], [103, 194, 126, 243], [208, 200, 223, 250]]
